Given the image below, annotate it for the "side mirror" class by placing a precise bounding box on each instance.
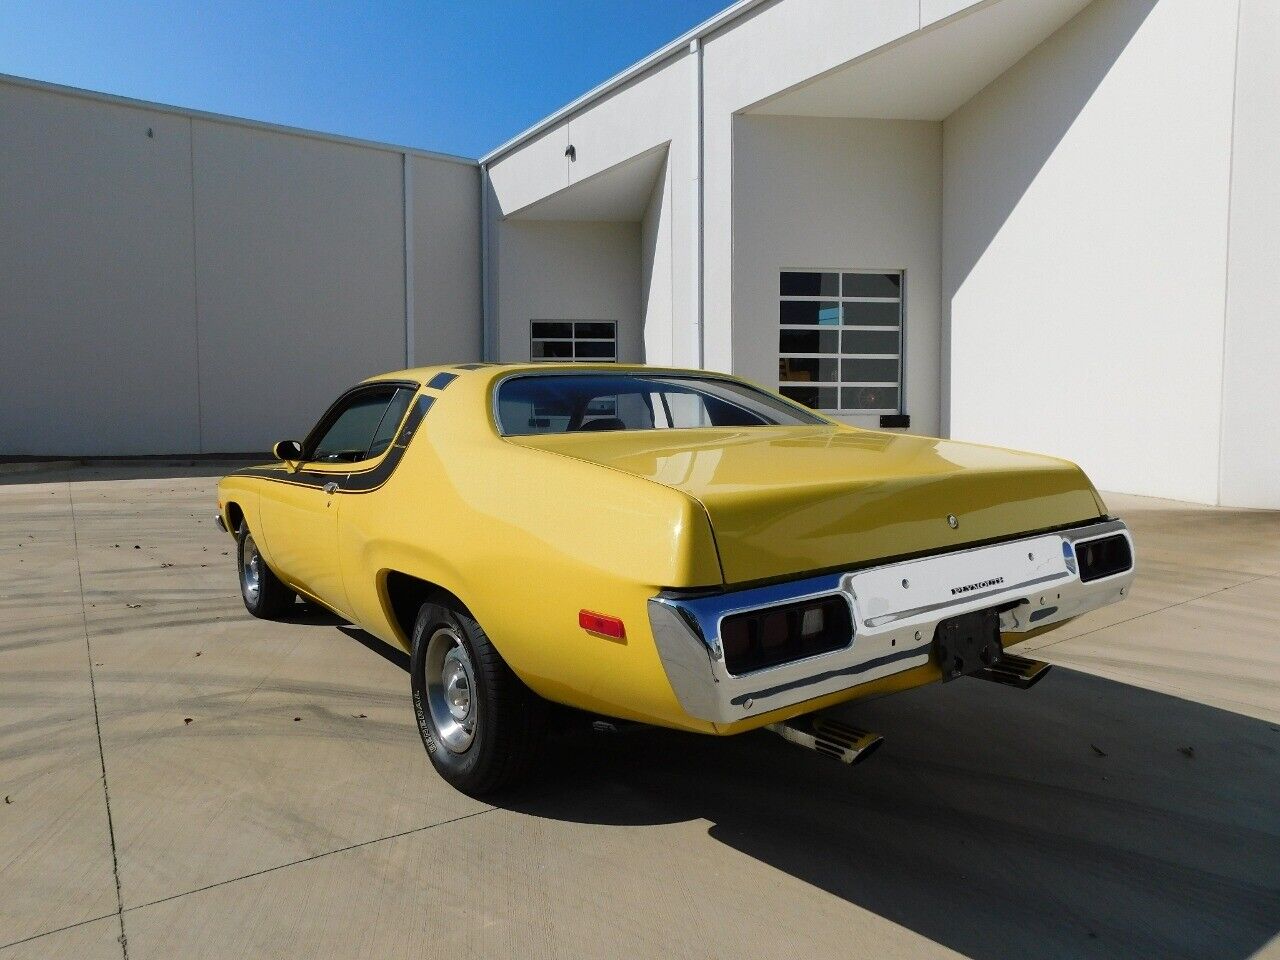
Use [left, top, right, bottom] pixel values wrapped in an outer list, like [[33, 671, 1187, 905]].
[[273, 439, 303, 462]]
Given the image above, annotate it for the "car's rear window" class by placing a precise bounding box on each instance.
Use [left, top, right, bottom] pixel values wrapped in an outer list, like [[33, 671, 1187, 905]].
[[495, 373, 825, 436]]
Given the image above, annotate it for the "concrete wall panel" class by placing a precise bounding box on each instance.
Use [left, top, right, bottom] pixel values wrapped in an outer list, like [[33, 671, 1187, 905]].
[[486, 53, 696, 368], [191, 121, 407, 451], [411, 156, 482, 366], [565, 61, 690, 187], [943, 0, 1238, 504], [494, 221, 641, 364], [700, 0, 922, 372], [1219, 0, 1280, 508], [732, 116, 942, 433], [640, 159, 675, 365], [487, 124, 569, 217], [0, 83, 199, 455], [921, 0, 990, 29]]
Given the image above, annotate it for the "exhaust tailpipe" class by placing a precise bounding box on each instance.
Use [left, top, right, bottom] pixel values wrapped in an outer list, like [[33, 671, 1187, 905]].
[[766, 714, 884, 766], [976, 652, 1052, 689]]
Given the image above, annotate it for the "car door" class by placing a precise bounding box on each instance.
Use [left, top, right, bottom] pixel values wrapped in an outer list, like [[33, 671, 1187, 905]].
[[257, 383, 409, 616]]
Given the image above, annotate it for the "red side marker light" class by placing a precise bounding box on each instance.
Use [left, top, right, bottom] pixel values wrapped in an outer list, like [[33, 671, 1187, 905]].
[[579, 610, 626, 640]]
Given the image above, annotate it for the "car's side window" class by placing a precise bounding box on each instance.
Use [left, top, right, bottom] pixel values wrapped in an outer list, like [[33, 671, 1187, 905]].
[[307, 386, 400, 464], [366, 388, 415, 460]]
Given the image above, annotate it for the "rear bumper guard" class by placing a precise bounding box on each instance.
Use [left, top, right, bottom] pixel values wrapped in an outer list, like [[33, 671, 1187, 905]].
[[648, 518, 1134, 725]]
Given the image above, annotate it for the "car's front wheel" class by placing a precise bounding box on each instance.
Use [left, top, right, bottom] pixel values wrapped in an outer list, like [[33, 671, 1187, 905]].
[[236, 522, 295, 619], [410, 597, 548, 796]]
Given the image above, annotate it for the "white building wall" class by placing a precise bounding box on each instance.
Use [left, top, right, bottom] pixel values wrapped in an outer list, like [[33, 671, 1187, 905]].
[[700, 0, 926, 373], [0, 80, 201, 456], [0, 76, 481, 456], [1219, 0, 1280, 509], [411, 156, 483, 366], [639, 159, 675, 364], [486, 55, 694, 367], [191, 120, 407, 452], [732, 116, 943, 434], [942, 0, 1239, 505], [493, 221, 642, 363]]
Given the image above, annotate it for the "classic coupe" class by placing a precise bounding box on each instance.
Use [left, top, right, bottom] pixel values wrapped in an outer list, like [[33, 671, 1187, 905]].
[[216, 364, 1135, 795]]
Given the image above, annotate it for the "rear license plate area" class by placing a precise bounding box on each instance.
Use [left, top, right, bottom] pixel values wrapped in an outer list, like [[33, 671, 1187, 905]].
[[933, 609, 1002, 681]]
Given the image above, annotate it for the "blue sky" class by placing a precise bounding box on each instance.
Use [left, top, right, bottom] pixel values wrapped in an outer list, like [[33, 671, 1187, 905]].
[[0, 1, 729, 158]]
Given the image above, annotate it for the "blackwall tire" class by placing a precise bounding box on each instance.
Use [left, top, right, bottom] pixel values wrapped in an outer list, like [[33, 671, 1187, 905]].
[[410, 597, 548, 796], [236, 522, 295, 619]]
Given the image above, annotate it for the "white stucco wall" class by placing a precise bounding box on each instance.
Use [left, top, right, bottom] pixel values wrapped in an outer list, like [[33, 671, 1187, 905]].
[[493, 221, 642, 363], [732, 116, 943, 434], [1219, 0, 1280, 509], [943, 0, 1240, 505]]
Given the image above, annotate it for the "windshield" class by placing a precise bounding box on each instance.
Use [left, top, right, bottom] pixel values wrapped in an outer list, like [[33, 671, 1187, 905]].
[[495, 373, 825, 436]]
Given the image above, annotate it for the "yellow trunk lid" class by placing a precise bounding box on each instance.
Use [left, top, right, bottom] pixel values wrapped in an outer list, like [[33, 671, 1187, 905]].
[[509, 426, 1105, 585]]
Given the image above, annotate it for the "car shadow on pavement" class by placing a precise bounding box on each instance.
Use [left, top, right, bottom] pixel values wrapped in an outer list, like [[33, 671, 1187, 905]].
[[501, 668, 1280, 960], [288, 603, 412, 671]]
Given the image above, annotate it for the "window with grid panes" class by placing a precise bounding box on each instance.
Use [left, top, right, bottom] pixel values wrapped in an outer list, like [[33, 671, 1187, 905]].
[[530, 321, 617, 362], [777, 271, 903, 414]]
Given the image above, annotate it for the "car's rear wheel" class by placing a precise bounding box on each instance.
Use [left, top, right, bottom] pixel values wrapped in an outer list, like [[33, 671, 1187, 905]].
[[236, 522, 295, 619], [410, 597, 548, 796]]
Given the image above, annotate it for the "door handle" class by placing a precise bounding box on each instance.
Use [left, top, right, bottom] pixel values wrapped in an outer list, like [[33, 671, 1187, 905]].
[[323, 481, 339, 495]]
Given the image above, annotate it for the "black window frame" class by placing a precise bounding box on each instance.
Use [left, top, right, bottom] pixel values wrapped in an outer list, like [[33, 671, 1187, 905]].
[[530, 320, 618, 362], [777, 269, 905, 416], [300, 380, 420, 464]]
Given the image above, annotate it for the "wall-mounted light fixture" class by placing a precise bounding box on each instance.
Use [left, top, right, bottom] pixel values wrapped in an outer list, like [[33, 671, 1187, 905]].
[[564, 144, 576, 161]]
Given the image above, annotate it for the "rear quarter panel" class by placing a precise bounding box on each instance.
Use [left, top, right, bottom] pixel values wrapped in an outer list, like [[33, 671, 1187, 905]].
[[337, 376, 725, 731]]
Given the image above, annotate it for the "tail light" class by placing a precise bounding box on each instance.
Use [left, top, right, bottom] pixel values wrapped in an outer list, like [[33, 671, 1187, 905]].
[[719, 596, 853, 675], [1075, 534, 1132, 582]]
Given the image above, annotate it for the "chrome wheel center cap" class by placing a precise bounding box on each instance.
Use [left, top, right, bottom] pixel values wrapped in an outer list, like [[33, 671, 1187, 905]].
[[424, 628, 478, 754], [442, 654, 471, 721]]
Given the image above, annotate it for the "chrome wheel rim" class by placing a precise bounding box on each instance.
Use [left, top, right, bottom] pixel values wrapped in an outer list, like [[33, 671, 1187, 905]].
[[241, 533, 262, 604], [424, 626, 477, 753]]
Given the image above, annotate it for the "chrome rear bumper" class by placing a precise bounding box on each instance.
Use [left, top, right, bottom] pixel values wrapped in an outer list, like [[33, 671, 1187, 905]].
[[648, 518, 1134, 725]]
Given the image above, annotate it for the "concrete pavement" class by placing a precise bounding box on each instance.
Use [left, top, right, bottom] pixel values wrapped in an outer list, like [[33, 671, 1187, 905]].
[[2, 466, 1278, 959]]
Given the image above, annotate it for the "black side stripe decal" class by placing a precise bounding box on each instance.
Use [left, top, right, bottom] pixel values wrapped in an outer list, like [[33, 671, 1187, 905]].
[[230, 465, 321, 488], [231, 394, 435, 495], [453, 363, 492, 370], [427, 371, 457, 390]]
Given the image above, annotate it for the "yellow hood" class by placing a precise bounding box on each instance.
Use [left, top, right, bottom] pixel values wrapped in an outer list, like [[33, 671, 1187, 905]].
[[509, 426, 1105, 585]]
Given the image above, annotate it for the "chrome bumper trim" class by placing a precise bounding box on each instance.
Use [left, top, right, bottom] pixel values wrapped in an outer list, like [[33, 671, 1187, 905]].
[[648, 518, 1135, 725], [214, 511, 228, 533]]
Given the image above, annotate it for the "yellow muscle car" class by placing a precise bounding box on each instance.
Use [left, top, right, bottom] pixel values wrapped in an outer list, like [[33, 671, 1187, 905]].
[[216, 364, 1135, 795]]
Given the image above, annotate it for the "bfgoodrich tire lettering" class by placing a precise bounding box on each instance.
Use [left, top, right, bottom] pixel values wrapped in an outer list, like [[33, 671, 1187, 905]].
[[409, 597, 548, 796]]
